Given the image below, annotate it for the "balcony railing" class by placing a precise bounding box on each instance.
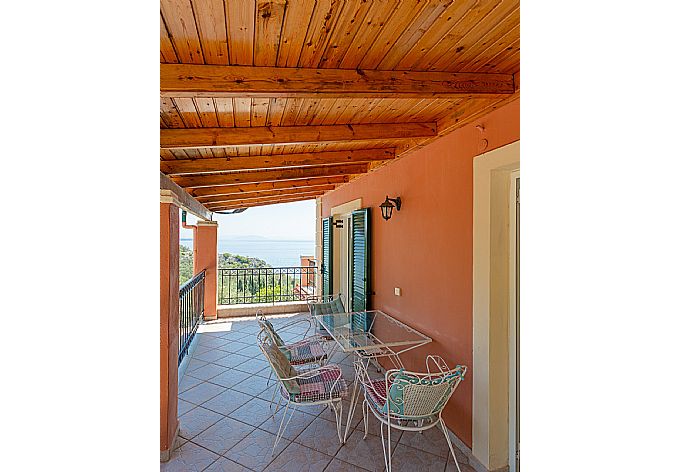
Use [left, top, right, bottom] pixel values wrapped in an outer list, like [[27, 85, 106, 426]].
[[179, 269, 205, 365], [218, 266, 317, 305]]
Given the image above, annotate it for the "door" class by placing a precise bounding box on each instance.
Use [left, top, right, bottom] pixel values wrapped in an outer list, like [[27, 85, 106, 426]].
[[321, 217, 333, 297], [350, 208, 370, 331], [339, 214, 353, 311]]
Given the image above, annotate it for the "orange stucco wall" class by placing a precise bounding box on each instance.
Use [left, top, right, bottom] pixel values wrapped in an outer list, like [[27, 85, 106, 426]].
[[320, 99, 520, 446], [160, 202, 180, 454], [194, 222, 218, 320]]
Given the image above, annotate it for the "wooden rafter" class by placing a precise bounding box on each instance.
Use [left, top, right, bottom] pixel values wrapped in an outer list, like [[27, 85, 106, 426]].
[[161, 148, 395, 175], [159, 172, 211, 220], [160, 123, 436, 149], [161, 64, 515, 98], [173, 163, 367, 188], [188, 176, 349, 198], [201, 190, 327, 207], [197, 185, 335, 204], [206, 194, 321, 211]]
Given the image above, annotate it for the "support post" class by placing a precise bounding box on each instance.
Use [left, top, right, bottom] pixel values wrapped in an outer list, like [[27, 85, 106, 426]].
[[160, 201, 180, 461], [194, 220, 218, 320]]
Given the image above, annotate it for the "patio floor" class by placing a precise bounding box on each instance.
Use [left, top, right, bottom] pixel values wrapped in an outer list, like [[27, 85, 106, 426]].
[[163, 313, 476, 472]]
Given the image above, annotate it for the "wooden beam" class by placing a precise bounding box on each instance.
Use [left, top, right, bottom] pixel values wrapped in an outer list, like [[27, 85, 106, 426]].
[[161, 148, 395, 175], [161, 64, 515, 98], [197, 185, 335, 204], [204, 190, 326, 207], [159, 172, 212, 220], [173, 163, 367, 188], [207, 193, 321, 211], [188, 176, 348, 198], [160, 123, 436, 149]]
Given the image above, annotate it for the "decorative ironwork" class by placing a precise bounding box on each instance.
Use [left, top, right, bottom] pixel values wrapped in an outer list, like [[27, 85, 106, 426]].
[[218, 265, 318, 305], [179, 270, 205, 365]]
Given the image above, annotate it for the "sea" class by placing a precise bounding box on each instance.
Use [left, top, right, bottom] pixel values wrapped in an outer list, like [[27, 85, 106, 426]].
[[180, 238, 315, 267]]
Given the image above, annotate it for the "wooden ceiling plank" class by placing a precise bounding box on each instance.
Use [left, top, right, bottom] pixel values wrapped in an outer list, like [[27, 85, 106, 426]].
[[483, 39, 520, 74], [161, 148, 395, 175], [276, 0, 315, 67], [173, 163, 368, 188], [337, 0, 399, 69], [317, 0, 374, 69], [160, 122, 436, 149], [160, 0, 205, 64], [160, 97, 186, 128], [416, 0, 517, 71], [457, 17, 520, 72], [297, 0, 344, 67], [376, 0, 453, 70], [191, 0, 229, 65], [160, 64, 514, 98], [254, 0, 287, 66], [173, 97, 203, 128], [393, 0, 479, 70], [160, 14, 179, 63], [356, 0, 426, 70], [233, 97, 252, 127], [434, 5, 520, 72], [193, 97, 220, 127], [189, 176, 349, 198], [225, 0, 255, 65], [214, 98, 235, 127]]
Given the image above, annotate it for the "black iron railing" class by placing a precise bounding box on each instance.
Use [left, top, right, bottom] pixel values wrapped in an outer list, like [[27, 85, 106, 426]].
[[179, 270, 205, 365], [218, 265, 317, 305]]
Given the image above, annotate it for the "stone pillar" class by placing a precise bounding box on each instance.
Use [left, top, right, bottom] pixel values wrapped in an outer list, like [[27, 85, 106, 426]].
[[160, 199, 180, 461], [194, 220, 218, 320]]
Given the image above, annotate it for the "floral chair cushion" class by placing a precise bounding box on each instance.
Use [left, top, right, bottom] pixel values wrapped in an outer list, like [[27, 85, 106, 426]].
[[279, 365, 348, 403]]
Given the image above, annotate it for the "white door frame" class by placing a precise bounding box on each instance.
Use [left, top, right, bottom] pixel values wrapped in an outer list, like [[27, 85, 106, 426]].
[[508, 171, 520, 472], [472, 141, 519, 471]]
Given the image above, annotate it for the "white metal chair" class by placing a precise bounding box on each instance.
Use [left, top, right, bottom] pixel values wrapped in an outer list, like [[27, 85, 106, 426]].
[[256, 310, 329, 368], [307, 294, 347, 339], [257, 326, 349, 454], [355, 355, 468, 472]]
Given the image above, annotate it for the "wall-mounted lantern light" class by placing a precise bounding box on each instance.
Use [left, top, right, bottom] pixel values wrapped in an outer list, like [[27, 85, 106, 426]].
[[379, 196, 402, 221]]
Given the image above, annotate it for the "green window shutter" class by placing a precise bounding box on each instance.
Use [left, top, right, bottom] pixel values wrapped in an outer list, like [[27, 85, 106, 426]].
[[322, 217, 333, 297], [351, 208, 371, 331]]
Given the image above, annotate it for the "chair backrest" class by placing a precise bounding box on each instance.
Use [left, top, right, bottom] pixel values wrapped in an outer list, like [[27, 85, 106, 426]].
[[307, 293, 346, 316], [256, 327, 300, 394], [308, 294, 347, 334], [383, 361, 468, 419]]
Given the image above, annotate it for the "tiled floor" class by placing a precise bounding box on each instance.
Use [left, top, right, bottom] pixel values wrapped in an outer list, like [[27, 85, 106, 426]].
[[163, 314, 476, 472]]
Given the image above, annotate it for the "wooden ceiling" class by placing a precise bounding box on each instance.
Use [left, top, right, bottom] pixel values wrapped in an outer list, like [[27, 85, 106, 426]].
[[160, 0, 520, 212]]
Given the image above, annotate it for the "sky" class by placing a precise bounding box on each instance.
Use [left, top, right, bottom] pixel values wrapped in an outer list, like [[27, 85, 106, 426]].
[[181, 199, 316, 241]]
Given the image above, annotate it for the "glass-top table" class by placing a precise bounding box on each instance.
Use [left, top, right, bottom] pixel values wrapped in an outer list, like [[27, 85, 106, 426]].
[[313, 310, 432, 439], [313, 309, 431, 358]]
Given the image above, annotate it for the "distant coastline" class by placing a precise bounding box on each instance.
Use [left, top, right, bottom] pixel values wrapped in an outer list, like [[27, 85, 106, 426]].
[[180, 237, 315, 268]]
